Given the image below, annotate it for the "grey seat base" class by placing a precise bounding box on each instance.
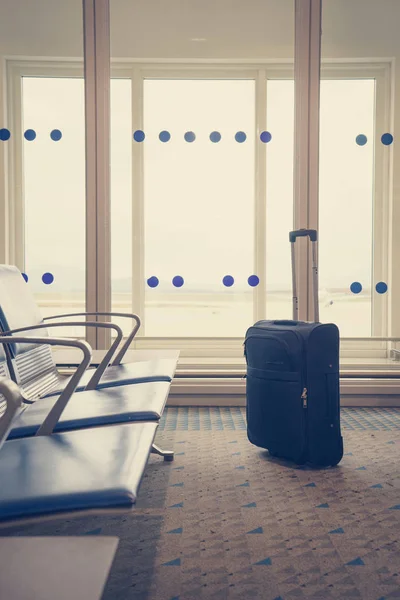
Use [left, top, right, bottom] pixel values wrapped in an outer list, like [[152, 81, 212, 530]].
[[45, 358, 178, 397], [7, 381, 171, 439], [0, 422, 158, 522]]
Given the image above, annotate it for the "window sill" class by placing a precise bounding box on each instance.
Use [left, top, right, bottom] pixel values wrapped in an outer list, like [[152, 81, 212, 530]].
[[169, 376, 400, 406], [174, 357, 400, 378]]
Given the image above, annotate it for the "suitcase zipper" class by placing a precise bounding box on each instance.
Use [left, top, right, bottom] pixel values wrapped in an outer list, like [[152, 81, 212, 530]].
[[292, 330, 309, 463]]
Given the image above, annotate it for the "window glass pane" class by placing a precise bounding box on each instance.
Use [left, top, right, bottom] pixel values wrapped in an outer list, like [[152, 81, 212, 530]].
[[110, 0, 295, 342], [23, 77, 85, 336], [318, 79, 375, 337], [321, 0, 398, 345], [143, 79, 255, 337], [111, 78, 132, 335], [2, 0, 85, 337]]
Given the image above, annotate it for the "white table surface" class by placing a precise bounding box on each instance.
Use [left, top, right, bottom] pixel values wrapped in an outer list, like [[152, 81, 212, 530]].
[[53, 348, 180, 367], [0, 536, 119, 600]]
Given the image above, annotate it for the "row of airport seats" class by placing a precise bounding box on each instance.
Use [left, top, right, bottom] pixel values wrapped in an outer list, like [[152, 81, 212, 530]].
[[0, 265, 178, 526]]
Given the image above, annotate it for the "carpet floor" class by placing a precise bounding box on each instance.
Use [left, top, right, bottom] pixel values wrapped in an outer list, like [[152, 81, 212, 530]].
[[2, 407, 400, 600]]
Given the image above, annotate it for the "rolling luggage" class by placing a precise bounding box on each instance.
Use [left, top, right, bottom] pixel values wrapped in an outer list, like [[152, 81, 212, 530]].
[[244, 229, 343, 467]]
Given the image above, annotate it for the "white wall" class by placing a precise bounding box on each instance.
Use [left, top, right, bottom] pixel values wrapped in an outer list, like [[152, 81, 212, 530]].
[[0, 0, 83, 57], [1, 0, 399, 60]]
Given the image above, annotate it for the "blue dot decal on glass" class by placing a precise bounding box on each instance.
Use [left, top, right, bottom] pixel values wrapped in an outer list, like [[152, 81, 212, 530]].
[[376, 281, 388, 294], [0, 128, 11, 141], [133, 130, 145, 142], [381, 133, 393, 146], [184, 131, 196, 143], [248, 275, 260, 287], [223, 275, 234, 287], [260, 131, 272, 143], [22, 273, 28, 283], [147, 276, 159, 288], [235, 131, 247, 143], [24, 129, 36, 141], [350, 282, 362, 294], [50, 129, 62, 141], [355, 134, 367, 146], [210, 131, 221, 143], [172, 276, 184, 287], [42, 272, 54, 285], [42, 273, 54, 285], [159, 130, 171, 143]]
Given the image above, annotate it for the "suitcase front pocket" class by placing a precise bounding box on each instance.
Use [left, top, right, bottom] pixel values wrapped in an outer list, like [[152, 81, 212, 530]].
[[246, 374, 305, 461], [244, 336, 294, 371]]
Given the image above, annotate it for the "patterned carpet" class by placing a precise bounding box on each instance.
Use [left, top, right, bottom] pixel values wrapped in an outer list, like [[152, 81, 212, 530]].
[[2, 407, 400, 600]]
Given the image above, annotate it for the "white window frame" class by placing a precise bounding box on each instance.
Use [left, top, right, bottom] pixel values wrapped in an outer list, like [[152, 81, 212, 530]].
[[5, 57, 395, 364]]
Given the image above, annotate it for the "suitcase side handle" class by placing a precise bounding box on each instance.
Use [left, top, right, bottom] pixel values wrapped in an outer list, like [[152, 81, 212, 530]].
[[289, 229, 318, 243], [273, 320, 300, 326]]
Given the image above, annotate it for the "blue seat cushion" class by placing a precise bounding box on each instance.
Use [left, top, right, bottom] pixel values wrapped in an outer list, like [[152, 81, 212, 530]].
[[7, 381, 170, 439], [0, 422, 157, 521], [45, 358, 178, 397]]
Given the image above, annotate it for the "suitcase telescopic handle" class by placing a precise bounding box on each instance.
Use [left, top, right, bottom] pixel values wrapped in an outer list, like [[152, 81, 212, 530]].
[[289, 229, 319, 323], [289, 229, 318, 243]]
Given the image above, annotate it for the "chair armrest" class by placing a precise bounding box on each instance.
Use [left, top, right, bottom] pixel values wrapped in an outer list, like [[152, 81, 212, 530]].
[[0, 377, 23, 450], [0, 335, 92, 436], [1, 321, 122, 392], [43, 311, 141, 365]]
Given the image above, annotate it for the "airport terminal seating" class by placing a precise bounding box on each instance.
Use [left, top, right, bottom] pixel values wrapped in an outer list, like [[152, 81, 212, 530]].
[[0, 265, 177, 400], [0, 374, 160, 523]]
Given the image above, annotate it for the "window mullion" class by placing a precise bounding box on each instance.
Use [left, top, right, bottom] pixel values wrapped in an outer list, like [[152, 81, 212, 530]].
[[131, 67, 145, 336], [254, 69, 267, 322], [83, 0, 111, 350], [294, 0, 322, 321], [6, 65, 23, 268], [373, 69, 391, 340]]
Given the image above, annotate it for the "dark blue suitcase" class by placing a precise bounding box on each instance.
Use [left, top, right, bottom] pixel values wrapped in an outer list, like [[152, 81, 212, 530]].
[[244, 230, 343, 467]]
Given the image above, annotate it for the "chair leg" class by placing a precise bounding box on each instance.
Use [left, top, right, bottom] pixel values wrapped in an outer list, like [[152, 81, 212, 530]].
[[151, 443, 174, 462]]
